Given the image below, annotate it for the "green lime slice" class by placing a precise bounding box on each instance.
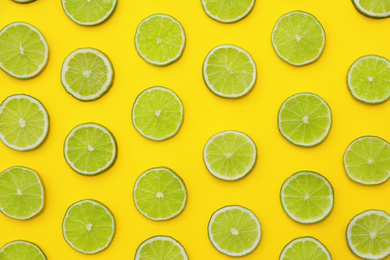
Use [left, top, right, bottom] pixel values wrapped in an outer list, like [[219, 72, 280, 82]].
[[0, 166, 44, 220], [208, 205, 261, 257], [62, 199, 115, 254], [352, 0, 390, 18], [271, 11, 325, 66], [0, 22, 48, 79], [11, 0, 36, 3], [133, 167, 187, 221], [203, 44, 257, 98], [347, 55, 390, 104], [278, 92, 332, 147], [347, 210, 390, 260], [344, 136, 390, 185], [279, 236, 332, 260], [64, 123, 117, 175], [280, 171, 334, 224], [0, 240, 46, 260], [132, 86, 184, 141], [201, 0, 255, 23], [135, 236, 188, 260], [135, 14, 186, 66], [61, 48, 114, 101], [0, 94, 49, 151], [61, 0, 117, 26], [203, 131, 257, 181]]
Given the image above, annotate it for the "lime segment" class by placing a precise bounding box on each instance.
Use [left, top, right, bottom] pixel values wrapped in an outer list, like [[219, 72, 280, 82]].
[[201, 0, 255, 23], [352, 0, 390, 18], [135, 236, 188, 260], [279, 237, 332, 260], [0, 240, 46, 260]]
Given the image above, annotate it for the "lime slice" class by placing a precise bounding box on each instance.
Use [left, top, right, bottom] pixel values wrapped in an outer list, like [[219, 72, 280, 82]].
[[0, 240, 46, 260], [61, 48, 114, 101], [203, 44, 257, 98], [203, 131, 257, 181], [61, 0, 117, 26], [352, 0, 390, 18], [347, 210, 390, 259], [347, 55, 390, 104], [208, 205, 261, 257], [64, 123, 117, 175], [278, 92, 332, 147], [135, 236, 188, 260], [271, 11, 325, 66], [344, 136, 390, 185], [133, 167, 187, 221], [62, 199, 115, 254], [0, 22, 48, 79], [280, 171, 334, 224], [135, 14, 186, 66], [0, 166, 44, 220], [0, 94, 49, 151], [201, 0, 255, 23], [279, 236, 332, 260], [11, 0, 36, 3], [132, 86, 184, 141]]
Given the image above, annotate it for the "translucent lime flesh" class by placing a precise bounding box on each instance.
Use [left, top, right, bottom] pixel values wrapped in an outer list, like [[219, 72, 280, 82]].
[[135, 236, 188, 260], [201, 0, 255, 23], [280, 237, 331, 260], [0, 241, 46, 260], [134, 167, 187, 220], [353, 0, 390, 17], [62, 0, 117, 25]]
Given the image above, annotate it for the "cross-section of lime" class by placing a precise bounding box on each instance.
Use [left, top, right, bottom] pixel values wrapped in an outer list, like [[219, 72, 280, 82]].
[[279, 236, 332, 260], [135, 236, 188, 260], [0, 240, 46, 260], [201, 0, 255, 23], [352, 0, 390, 18]]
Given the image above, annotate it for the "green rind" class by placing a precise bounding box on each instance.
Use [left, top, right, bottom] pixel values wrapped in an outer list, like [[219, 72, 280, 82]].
[[133, 167, 188, 221], [11, 0, 36, 3], [352, 0, 390, 18], [0, 240, 47, 259], [134, 235, 189, 260], [201, 0, 256, 23], [279, 236, 332, 260]]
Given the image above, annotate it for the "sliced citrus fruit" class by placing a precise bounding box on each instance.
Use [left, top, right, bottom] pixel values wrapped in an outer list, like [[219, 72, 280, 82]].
[[279, 236, 332, 260], [352, 0, 390, 18], [0, 240, 46, 259], [201, 0, 255, 23], [135, 236, 188, 260]]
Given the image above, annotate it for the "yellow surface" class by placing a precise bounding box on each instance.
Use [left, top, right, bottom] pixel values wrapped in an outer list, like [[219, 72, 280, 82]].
[[1, 0, 390, 259]]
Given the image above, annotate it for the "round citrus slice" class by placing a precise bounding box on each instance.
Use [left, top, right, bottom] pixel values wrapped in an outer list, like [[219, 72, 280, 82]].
[[203, 45, 257, 98], [208, 205, 261, 257], [278, 92, 332, 147], [132, 86, 184, 141], [62, 199, 115, 254], [201, 0, 255, 23], [272, 11, 325, 66], [64, 123, 117, 175], [279, 236, 332, 260], [135, 14, 186, 66], [11, 0, 36, 3], [0, 240, 46, 259], [135, 236, 188, 260], [0, 94, 49, 151], [352, 0, 390, 18], [347, 210, 390, 260], [0, 22, 48, 79]]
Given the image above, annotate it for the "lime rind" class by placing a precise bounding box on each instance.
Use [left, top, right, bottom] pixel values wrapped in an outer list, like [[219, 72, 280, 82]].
[[201, 0, 255, 23], [203, 44, 257, 98], [61, 48, 114, 101], [279, 236, 332, 260], [11, 0, 36, 3], [135, 236, 189, 260], [0, 240, 47, 259], [352, 0, 390, 18]]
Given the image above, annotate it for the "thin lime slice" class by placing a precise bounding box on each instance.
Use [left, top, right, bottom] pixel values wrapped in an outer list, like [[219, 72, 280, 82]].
[[0, 240, 46, 260], [0, 94, 49, 151], [203, 45, 257, 98], [347, 55, 390, 104], [352, 0, 390, 18], [135, 14, 186, 66], [347, 210, 390, 260], [0, 22, 48, 79], [62, 199, 115, 254], [203, 131, 257, 180], [278, 92, 332, 147], [208, 205, 261, 257], [280, 171, 334, 224], [64, 123, 117, 175], [279, 236, 332, 260], [0, 166, 44, 220], [201, 0, 255, 23], [135, 236, 188, 260], [11, 0, 36, 3], [61, 0, 117, 26], [133, 167, 187, 221], [271, 11, 325, 66], [344, 136, 390, 185], [61, 48, 114, 101], [132, 86, 184, 141]]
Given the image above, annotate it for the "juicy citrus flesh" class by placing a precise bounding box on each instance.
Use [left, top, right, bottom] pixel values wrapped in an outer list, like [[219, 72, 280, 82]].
[[0, 22, 48, 78], [62, 0, 117, 25], [208, 205, 261, 256], [62, 199, 115, 254], [353, 0, 390, 17], [135, 14, 185, 66], [0, 241, 46, 260], [201, 0, 255, 23], [347, 55, 390, 104], [272, 11, 325, 66], [203, 45, 256, 98], [347, 210, 390, 259], [134, 167, 187, 220], [278, 93, 332, 147], [132, 87, 183, 141], [279, 237, 331, 260], [135, 236, 188, 260]]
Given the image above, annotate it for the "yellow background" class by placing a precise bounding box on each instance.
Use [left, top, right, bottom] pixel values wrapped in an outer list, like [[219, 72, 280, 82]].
[[1, 0, 390, 259]]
